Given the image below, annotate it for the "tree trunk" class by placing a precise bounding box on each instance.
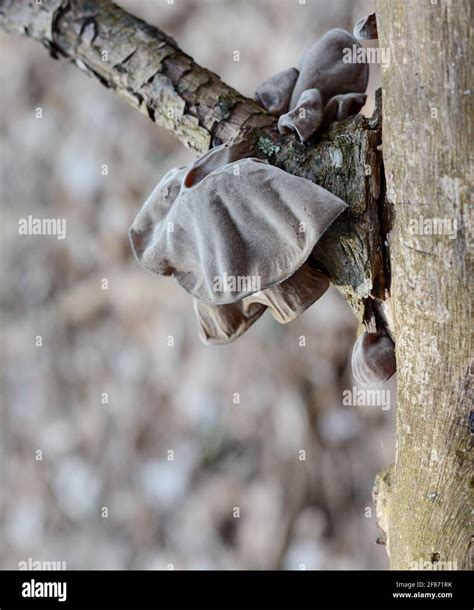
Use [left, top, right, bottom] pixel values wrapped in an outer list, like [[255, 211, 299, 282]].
[[0, 0, 386, 323], [376, 0, 472, 570]]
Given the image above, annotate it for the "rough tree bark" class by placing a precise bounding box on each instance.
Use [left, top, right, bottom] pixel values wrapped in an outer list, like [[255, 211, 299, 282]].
[[0, 0, 386, 323], [376, 0, 472, 570]]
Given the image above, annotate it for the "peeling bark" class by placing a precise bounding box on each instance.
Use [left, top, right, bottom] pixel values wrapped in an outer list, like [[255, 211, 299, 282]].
[[0, 0, 387, 322], [377, 0, 472, 570]]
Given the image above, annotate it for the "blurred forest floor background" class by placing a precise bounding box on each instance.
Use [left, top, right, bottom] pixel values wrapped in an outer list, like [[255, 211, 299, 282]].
[[0, 0, 394, 569]]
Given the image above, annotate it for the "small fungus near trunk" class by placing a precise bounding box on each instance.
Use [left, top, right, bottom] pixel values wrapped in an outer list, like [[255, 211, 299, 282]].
[[255, 28, 369, 142], [351, 331, 396, 387], [353, 12, 378, 41]]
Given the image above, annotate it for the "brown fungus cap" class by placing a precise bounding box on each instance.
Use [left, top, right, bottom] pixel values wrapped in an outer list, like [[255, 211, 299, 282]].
[[130, 139, 251, 273], [193, 299, 267, 346], [194, 264, 330, 345], [279, 90, 367, 143], [353, 12, 378, 41], [257, 28, 369, 143], [289, 28, 368, 109], [351, 331, 396, 387], [255, 66, 299, 116], [246, 264, 330, 325], [319, 92, 368, 131], [130, 144, 347, 305], [278, 88, 324, 142], [129, 165, 186, 269]]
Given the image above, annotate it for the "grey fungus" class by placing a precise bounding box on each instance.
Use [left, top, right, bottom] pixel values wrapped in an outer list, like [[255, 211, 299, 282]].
[[130, 139, 250, 267], [246, 264, 330, 325], [255, 67, 299, 116], [353, 12, 378, 41], [129, 165, 186, 265], [194, 264, 330, 345], [130, 143, 347, 305], [288, 29, 368, 108], [193, 298, 266, 346], [351, 331, 396, 387], [182, 138, 253, 187], [278, 90, 368, 143], [278, 89, 324, 142], [255, 28, 369, 142], [320, 92, 367, 131]]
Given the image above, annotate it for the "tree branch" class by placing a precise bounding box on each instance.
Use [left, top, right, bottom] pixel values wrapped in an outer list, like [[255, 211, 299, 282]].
[[0, 0, 386, 322], [0, 0, 272, 151]]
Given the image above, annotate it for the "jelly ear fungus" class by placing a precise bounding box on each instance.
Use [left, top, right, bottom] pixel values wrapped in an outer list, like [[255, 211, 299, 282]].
[[351, 299, 396, 387]]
